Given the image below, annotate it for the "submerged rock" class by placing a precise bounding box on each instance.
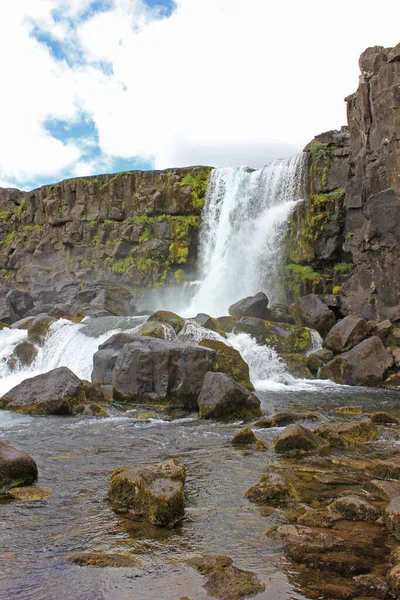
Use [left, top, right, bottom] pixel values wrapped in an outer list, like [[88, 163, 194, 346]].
[[316, 418, 379, 448], [329, 495, 379, 522], [199, 338, 254, 390], [274, 424, 328, 454], [108, 459, 186, 527], [234, 317, 311, 354], [367, 411, 400, 425], [369, 457, 400, 480], [281, 353, 314, 379], [245, 473, 296, 504], [306, 348, 334, 373], [27, 315, 56, 345], [187, 553, 265, 600], [0, 442, 38, 494], [0, 366, 107, 415], [92, 333, 215, 409], [253, 411, 321, 428], [384, 497, 400, 540], [291, 294, 335, 337], [147, 310, 184, 333], [334, 405, 362, 415], [364, 479, 400, 501], [231, 427, 268, 450], [11, 341, 38, 367], [197, 372, 261, 421], [318, 336, 393, 386], [228, 291, 270, 320], [67, 551, 141, 568]]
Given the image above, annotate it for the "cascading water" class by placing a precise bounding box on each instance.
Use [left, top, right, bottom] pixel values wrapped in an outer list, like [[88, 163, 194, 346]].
[[187, 153, 306, 317]]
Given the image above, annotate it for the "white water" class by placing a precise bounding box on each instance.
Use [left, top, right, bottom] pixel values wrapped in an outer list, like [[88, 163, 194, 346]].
[[186, 154, 306, 317]]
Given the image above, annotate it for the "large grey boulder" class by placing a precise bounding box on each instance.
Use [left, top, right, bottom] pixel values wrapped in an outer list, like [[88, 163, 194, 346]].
[[0, 366, 107, 415], [0, 442, 38, 494], [92, 333, 215, 408], [323, 315, 371, 353], [234, 317, 311, 354], [6, 289, 34, 318], [197, 372, 261, 421], [229, 292, 270, 320], [319, 336, 393, 386], [0, 290, 17, 324], [90, 285, 133, 316], [291, 294, 335, 337]]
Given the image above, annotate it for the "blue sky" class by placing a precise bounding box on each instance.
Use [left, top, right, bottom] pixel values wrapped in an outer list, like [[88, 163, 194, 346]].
[[0, 0, 399, 191]]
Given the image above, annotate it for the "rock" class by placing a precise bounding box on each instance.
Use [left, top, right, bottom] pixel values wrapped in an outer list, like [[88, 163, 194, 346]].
[[387, 564, 400, 598], [6, 290, 34, 318], [354, 574, 390, 599], [384, 373, 400, 387], [0, 366, 107, 415], [231, 427, 268, 450], [234, 317, 311, 353], [147, 310, 184, 333], [393, 348, 400, 368], [27, 315, 56, 345], [228, 291, 270, 320], [318, 336, 393, 386], [306, 348, 333, 373], [274, 423, 328, 454], [369, 457, 400, 480], [0, 442, 38, 494], [384, 497, 400, 540], [297, 508, 341, 528], [193, 313, 219, 333], [11, 341, 38, 367], [268, 303, 294, 324], [364, 479, 400, 501], [253, 411, 321, 428], [108, 459, 186, 527], [187, 553, 265, 600], [135, 321, 176, 340], [373, 319, 394, 339], [215, 315, 237, 333], [90, 285, 133, 316], [329, 495, 379, 522], [92, 333, 215, 409], [334, 406, 362, 415], [281, 353, 314, 379], [367, 411, 400, 425], [245, 473, 296, 504], [7, 486, 52, 502], [0, 290, 17, 324], [66, 551, 140, 568], [199, 339, 254, 390], [197, 372, 261, 421], [291, 294, 335, 336], [269, 524, 343, 557], [316, 418, 379, 448], [323, 315, 371, 353]]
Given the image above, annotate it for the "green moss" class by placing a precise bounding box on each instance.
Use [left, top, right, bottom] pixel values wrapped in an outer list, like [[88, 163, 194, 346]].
[[139, 228, 152, 243], [6, 230, 17, 247], [174, 269, 185, 283], [110, 256, 134, 274], [0, 211, 11, 222], [179, 169, 211, 210], [168, 241, 188, 264], [89, 220, 97, 228], [334, 262, 352, 272], [14, 199, 27, 220], [136, 258, 155, 272], [332, 285, 341, 295], [92, 236, 101, 245], [284, 264, 321, 282]]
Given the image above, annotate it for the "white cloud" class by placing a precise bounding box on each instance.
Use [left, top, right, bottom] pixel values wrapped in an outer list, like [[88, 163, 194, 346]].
[[1, 0, 400, 189]]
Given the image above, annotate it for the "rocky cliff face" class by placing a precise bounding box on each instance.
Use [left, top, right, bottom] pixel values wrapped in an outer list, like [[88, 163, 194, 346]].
[[286, 43, 400, 320], [0, 167, 211, 291]]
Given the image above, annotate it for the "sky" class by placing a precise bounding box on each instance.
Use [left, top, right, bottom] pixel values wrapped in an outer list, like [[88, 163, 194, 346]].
[[1, 0, 399, 191]]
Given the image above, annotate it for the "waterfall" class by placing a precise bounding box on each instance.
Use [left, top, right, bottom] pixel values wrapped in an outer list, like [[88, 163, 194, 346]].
[[187, 153, 306, 317]]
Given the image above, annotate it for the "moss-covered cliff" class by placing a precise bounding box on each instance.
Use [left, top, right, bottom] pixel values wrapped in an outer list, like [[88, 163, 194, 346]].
[[0, 167, 211, 289]]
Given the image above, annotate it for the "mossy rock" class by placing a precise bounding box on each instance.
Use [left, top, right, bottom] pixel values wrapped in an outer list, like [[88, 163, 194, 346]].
[[27, 316, 56, 345], [231, 427, 268, 451], [12, 341, 38, 367], [281, 353, 314, 379], [245, 473, 297, 504], [253, 411, 321, 428], [8, 486, 52, 502], [199, 339, 254, 390], [274, 423, 328, 454], [147, 310, 184, 333], [334, 406, 362, 416], [136, 321, 175, 340], [215, 315, 237, 333], [67, 551, 141, 568], [234, 317, 312, 354], [316, 418, 379, 448], [0, 322, 11, 331], [82, 403, 109, 417]]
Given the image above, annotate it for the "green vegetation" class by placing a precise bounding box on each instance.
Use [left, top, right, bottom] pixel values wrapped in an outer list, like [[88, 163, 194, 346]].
[[5, 230, 17, 247], [174, 269, 185, 283], [0, 211, 11, 222], [179, 169, 211, 210], [110, 256, 134, 274], [168, 241, 189, 264], [332, 285, 341, 295], [92, 236, 101, 245], [136, 258, 155, 272], [333, 262, 352, 272], [89, 220, 97, 228], [138, 228, 152, 243], [284, 264, 322, 282], [14, 199, 27, 220]]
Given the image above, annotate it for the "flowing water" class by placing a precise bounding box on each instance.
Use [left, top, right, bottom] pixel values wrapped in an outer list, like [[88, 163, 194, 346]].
[[1, 156, 400, 599]]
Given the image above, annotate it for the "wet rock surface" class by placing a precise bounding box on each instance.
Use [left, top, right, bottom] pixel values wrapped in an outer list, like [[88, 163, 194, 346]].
[[0, 442, 38, 495], [197, 372, 261, 421]]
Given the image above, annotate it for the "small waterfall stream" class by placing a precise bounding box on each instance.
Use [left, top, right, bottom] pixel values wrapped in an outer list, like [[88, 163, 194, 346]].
[[187, 153, 306, 316]]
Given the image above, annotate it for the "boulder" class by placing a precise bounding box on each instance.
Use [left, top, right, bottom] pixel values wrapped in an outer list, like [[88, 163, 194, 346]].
[[234, 317, 311, 354], [393, 348, 400, 368], [92, 333, 215, 409], [193, 313, 219, 333], [11, 341, 38, 367], [329, 495, 379, 522], [373, 319, 394, 339], [323, 315, 371, 353], [281, 353, 314, 379], [215, 315, 237, 333], [0, 442, 38, 494], [316, 418, 379, 448], [334, 406, 362, 415], [90, 285, 132, 316], [147, 310, 184, 333], [387, 563, 400, 598], [318, 336, 393, 386], [384, 497, 400, 540], [0, 290, 17, 324], [27, 315, 56, 345], [108, 459, 185, 527], [0, 366, 107, 415], [199, 338, 254, 390], [245, 473, 296, 504], [197, 372, 261, 421], [231, 427, 268, 450], [135, 321, 176, 340], [228, 291, 270, 320], [306, 348, 333, 374], [6, 289, 34, 318], [367, 411, 400, 425], [268, 303, 294, 324], [364, 480, 400, 502], [253, 411, 321, 428], [369, 457, 400, 480], [274, 424, 328, 454], [291, 294, 335, 336]]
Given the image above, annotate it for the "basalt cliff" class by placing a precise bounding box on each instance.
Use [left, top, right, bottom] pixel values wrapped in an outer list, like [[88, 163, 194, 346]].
[[0, 43, 399, 320]]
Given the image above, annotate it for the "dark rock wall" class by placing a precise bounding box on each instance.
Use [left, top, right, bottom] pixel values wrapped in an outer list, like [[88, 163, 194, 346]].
[[286, 43, 400, 320], [0, 167, 211, 290]]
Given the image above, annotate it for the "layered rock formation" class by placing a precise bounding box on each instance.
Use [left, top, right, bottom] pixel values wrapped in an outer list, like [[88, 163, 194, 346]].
[[287, 43, 400, 320]]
